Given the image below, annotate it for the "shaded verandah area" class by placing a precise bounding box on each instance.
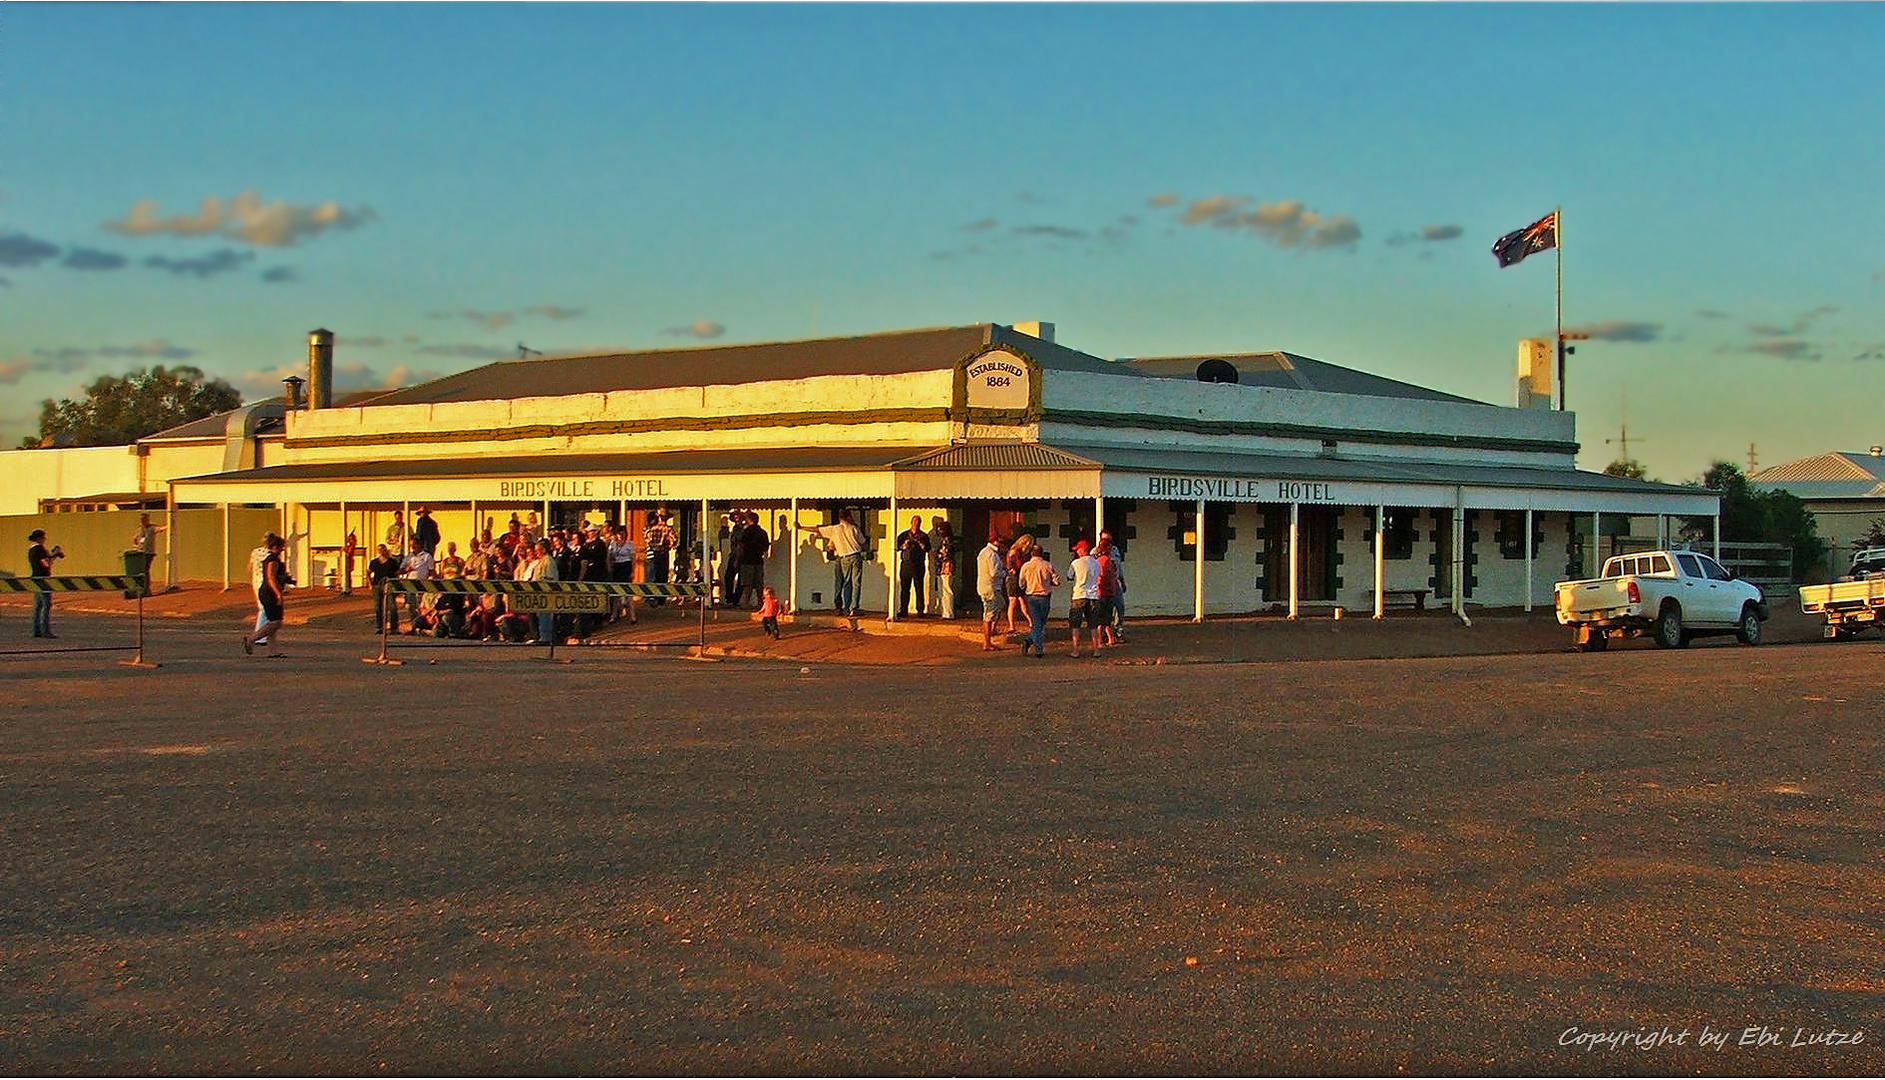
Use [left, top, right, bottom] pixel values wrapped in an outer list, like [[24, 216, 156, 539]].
[[163, 441, 1722, 621]]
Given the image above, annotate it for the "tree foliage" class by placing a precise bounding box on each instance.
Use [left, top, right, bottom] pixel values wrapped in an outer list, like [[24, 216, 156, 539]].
[[1680, 461, 1827, 581], [23, 365, 242, 448], [1602, 458, 1648, 480], [1856, 518, 1885, 551]]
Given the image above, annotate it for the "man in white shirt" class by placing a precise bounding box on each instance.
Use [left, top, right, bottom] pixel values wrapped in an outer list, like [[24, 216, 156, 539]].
[[1066, 539, 1103, 658], [807, 509, 867, 618], [517, 537, 557, 643], [398, 539, 435, 633], [975, 532, 1007, 651]]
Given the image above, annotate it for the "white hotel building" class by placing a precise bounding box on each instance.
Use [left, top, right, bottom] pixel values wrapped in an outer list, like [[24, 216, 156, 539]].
[[11, 322, 1719, 619]]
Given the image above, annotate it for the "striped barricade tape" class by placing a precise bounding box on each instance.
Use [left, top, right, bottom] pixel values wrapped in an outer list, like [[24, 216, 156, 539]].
[[380, 579, 707, 597], [0, 574, 145, 593]]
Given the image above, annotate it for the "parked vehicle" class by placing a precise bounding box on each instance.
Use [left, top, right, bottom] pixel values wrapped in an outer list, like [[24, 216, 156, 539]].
[[1799, 549, 1885, 640], [1848, 547, 1885, 579], [1555, 549, 1768, 652]]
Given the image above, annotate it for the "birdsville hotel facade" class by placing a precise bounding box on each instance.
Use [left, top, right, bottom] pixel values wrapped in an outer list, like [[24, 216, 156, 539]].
[[4, 321, 1720, 620]]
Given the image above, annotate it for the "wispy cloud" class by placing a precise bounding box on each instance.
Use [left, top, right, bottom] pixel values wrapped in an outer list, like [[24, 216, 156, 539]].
[[1851, 342, 1885, 362], [467, 311, 515, 331], [1146, 193, 1179, 208], [1694, 308, 1728, 319], [414, 343, 518, 361], [106, 190, 376, 247], [664, 320, 725, 339], [260, 265, 298, 284], [1171, 195, 1362, 250], [0, 351, 94, 385], [234, 359, 447, 398], [7, 340, 194, 382], [35, 340, 196, 363], [1181, 195, 1250, 226], [1012, 224, 1088, 241], [0, 232, 60, 268], [1386, 224, 1464, 247], [143, 249, 256, 279], [61, 247, 128, 271], [1744, 339, 1819, 361], [1566, 320, 1662, 343], [526, 304, 585, 320], [1748, 305, 1836, 337], [960, 218, 998, 233]]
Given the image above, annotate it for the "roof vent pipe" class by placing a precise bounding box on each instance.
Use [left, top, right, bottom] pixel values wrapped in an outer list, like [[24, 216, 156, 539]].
[[281, 375, 305, 409], [307, 328, 334, 410], [1871, 445, 1882, 457]]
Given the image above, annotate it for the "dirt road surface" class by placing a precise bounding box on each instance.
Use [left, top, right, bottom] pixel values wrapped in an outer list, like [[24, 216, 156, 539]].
[[2, 608, 1881, 1073]]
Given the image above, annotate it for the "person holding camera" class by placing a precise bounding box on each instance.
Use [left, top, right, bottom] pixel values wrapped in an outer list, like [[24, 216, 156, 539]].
[[27, 528, 64, 638]]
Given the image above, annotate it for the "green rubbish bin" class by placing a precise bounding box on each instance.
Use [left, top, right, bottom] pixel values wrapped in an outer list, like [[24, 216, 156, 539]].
[[122, 549, 153, 599]]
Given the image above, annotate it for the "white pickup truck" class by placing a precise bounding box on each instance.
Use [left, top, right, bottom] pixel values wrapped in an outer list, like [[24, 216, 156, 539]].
[[1555, 549, 1768, 651], [1797, 547, 1885, 640]]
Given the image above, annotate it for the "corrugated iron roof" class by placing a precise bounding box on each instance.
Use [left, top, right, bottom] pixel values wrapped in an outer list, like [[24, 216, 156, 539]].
[[1118, 351, 1484, 405], [361, 325, 1147, 408], [892, 442, 1099, 471], [1751, 451, 1885, 484], [142, 391, 390, 442], [1750, 452, 1885, 502]]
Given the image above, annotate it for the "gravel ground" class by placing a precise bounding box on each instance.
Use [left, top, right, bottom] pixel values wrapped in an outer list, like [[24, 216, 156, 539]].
[[1, 611, 1881, 1074]]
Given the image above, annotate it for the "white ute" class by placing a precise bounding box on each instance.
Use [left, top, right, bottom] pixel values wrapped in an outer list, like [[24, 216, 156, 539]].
[[1554, 549, 1768, 652], [1797, 547, 1885, 640]]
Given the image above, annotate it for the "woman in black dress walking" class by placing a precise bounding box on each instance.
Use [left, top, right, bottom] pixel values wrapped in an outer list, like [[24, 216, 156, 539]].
[[243, 534, 288, 657]]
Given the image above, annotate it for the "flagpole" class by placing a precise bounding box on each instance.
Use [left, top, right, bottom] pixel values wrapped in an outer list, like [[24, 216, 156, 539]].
[[1555, 205, 1565, 411]]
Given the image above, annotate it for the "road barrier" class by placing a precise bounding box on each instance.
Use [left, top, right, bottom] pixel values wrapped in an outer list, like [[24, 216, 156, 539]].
[[367, 579, 711, 665], [0, 574, 158, 668]]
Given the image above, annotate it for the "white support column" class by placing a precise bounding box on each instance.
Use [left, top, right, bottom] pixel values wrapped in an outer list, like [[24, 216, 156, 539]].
[[164, 482, 177, 589], [470, 500, 480, 543], [1713, 514, 1721, 562], [1094, 494, 1105, 546], [1287, 502, 1300, 621], [1523, 508, 1535, 612], [541, 498, 550, 536], [888, 495, 899, 621], [1192, 499, 1205, 622], [339, 500, 349, 594], [222, 502, 232, 591], [1373, 505, 1385, 620], [789, 496, 800, 614], [402, 499, 411, 550], [1451, 491, 1466, 621], [700, 497, 710, 604]]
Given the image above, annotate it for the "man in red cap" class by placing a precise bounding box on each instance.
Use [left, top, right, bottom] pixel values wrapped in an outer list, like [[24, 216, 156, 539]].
[[1067, 538, 1103, 658]]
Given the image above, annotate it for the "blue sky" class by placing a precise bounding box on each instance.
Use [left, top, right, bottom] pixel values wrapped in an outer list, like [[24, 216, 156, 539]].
[[4, 3, 1880, 481]]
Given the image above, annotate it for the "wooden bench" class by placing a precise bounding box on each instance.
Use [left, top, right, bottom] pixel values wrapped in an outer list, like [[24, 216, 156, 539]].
[[1381, 588, 1428, 611]]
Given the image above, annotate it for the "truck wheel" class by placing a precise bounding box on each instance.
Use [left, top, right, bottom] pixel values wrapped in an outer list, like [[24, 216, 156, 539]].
[[1735, 604, 1762, 646], [1653, 602, 1686, 649], [1578, 627, 1608, 652]]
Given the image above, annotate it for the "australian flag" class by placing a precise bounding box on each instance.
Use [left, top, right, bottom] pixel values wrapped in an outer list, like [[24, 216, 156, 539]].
[[1491, 211, 1558, 268]]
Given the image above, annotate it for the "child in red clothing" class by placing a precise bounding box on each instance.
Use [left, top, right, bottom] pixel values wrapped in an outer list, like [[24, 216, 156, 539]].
[[758, 586, 786, 639]]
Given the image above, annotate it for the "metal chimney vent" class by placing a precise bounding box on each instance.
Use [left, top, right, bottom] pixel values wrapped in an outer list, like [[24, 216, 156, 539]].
[[307, 328, 335, 410]]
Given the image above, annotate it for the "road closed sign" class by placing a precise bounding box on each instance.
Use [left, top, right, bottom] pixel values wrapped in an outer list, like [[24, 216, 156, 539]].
[[507, 591, 611, 614]]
